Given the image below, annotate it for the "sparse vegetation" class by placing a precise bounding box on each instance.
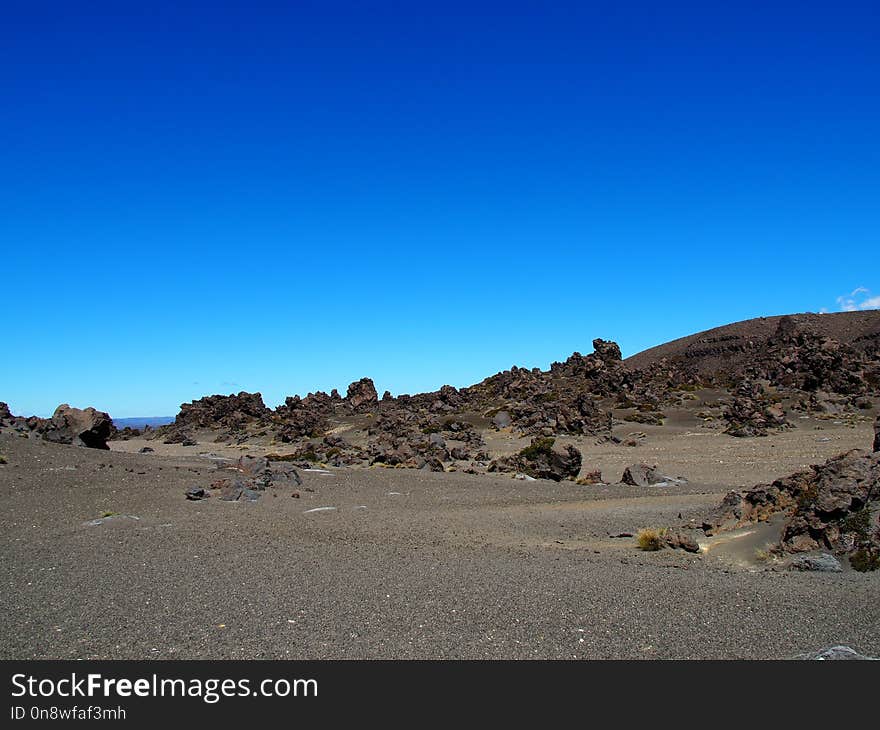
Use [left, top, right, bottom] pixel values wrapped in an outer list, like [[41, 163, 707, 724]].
[[637, 528, 664, 551], [0, 454, 7, 464], [519, 437, 555, 460], [841, 508, 872, 539], [101, 511, 117, 518], [849, 548, 880, 572]]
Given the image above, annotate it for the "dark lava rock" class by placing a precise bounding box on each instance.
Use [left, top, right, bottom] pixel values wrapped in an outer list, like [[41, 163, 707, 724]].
[[576, 469, 604, 485], [346, 378, 379, 411], [138, 446, 154, 453], [162, 429, 190, 444], [229, 455, 302, 489], [701, 428, 880, 563], [779, 449, 879, 554], [185, 487, 209, 501], [180, 391, 269, 428], [663, 529, 701, 553], [786, 553, 842, 572], [621, 463, 666, 487], [219, 480, 261, 502], [489, 437, 582, 482], [723, 380, 790, 437], [420, 456, 446, 472], [39, 405, 116, 449]]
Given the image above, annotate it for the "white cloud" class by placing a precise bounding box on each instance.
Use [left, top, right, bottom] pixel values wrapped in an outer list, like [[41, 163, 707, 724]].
[[832, 287, 880, 312]]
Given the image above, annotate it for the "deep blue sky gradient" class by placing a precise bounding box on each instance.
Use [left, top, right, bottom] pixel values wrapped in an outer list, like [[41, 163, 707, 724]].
[[2, 1, 878, 416]]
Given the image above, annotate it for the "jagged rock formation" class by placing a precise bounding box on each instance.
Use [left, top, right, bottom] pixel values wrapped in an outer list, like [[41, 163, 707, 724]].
[[346, 378, 378, 411], [174, 391, 270, 431]]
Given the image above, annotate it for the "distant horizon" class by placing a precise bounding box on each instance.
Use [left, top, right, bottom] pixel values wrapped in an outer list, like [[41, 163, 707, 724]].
[[9, 308, 878, 419], [3, 2, 878, 419]]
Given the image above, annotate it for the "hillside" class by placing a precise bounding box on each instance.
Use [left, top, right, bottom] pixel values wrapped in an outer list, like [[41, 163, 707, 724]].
[[625, 311, 880, 376]]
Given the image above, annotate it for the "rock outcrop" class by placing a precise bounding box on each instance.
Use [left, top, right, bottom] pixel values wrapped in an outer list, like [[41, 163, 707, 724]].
[[173, 391, 270, 432], [489, 437, 582, 482], [698, 431, 879, 569], [346, 378, 378, 411], [38, 405, 116, 449]]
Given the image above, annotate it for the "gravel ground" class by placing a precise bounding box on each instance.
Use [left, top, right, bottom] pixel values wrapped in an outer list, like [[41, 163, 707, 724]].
[[1, 426, 878, 660]]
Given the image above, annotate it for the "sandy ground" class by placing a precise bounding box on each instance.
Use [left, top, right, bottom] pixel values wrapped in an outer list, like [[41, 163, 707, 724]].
[[1, 418, 878, 660]]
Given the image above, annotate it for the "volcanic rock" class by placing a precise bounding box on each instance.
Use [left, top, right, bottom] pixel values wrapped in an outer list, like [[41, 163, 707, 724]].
[[39, 405, 116, 449], [723, 381, 791, 437], [346, 378, 378, 411], [172, 391, 270, 433], [489, 437, 582, 482], [663, 529, 701, 553], [621, 463, 665, 487], [786, 553, 842, 572]]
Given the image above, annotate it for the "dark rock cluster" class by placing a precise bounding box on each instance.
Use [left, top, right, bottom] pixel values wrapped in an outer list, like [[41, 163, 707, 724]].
[[698, 418, 880, 570], [186, 455, 303, 502], [488, 437, 582, 482], [723, 380, 791, 437], [0, 403, 115, 449]]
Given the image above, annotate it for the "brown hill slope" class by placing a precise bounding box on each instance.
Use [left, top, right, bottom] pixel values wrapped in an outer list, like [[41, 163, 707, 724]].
[[625, 311, 880, 378]]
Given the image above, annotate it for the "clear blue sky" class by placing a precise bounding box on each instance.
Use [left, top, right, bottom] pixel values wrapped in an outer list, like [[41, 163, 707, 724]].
[[2, 1, 878, 417]]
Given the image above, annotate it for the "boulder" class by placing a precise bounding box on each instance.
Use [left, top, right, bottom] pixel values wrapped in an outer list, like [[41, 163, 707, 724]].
[[663, 529, 701, 553], [40, 405, 115, 449], [874, 416, 879, 453], [621, 463, 665, 487], [786, 553, 842, 572], [219, 480, 261, 502], [492, 410, 512, 429]]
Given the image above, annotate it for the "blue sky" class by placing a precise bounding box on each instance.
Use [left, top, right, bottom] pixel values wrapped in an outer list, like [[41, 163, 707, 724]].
[[2, 1, 878, 417]]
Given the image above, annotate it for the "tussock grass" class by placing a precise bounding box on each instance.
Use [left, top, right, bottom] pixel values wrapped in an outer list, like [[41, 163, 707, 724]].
[[636, 528, 664, 551]]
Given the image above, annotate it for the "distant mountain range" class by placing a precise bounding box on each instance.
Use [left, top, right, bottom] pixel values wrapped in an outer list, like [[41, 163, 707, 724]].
[[113, 417, 174, 430]]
